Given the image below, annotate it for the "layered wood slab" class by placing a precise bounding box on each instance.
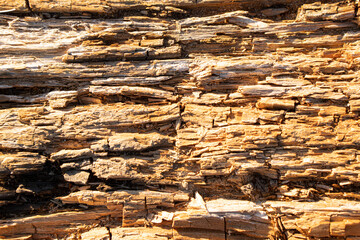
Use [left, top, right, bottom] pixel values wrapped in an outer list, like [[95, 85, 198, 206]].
[[1, 0, 360, 239]]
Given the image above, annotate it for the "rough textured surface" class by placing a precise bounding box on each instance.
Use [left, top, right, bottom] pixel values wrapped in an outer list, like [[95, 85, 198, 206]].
[[1, 0, 360, 239]]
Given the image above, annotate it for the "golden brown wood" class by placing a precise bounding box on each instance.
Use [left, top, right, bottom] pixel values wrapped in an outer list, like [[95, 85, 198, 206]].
[[1, 1, 360, 239]]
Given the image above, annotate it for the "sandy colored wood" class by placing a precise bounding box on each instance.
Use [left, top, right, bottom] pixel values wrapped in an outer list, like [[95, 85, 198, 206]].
[[0, 0, 294, 13], [1, 0, 360, 239]]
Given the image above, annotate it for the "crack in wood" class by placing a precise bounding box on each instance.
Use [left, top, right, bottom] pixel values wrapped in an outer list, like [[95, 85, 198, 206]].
[[25, 0, 33, 13]]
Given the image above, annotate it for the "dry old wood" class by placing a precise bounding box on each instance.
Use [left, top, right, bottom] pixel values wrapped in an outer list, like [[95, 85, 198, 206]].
[[1, 0, 360, 239]]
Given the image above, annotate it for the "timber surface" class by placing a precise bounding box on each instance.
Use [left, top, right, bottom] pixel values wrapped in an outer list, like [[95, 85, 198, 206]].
[[1, 0, 360, 239]]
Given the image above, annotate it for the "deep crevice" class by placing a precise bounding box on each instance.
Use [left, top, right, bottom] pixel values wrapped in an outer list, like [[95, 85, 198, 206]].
[[224, 217, 227, 240], [107, 226, 112, 240], [25, 0, 33, 13]]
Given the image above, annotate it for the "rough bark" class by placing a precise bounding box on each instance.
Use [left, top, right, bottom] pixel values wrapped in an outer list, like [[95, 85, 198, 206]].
[[1, 0, 360, 239]]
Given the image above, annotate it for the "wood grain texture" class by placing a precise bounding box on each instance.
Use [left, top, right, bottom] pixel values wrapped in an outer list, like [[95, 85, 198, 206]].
[[1, 0, 360, 239]]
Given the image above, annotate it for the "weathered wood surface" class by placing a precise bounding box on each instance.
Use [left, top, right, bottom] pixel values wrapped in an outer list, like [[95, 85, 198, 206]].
[[0, 0, 295, 13], [1, 0, 360, 239]]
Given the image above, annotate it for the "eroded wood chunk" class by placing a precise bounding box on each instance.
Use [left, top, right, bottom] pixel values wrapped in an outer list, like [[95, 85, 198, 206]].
[[1, 0, 360, 239], [0, 152, 46, 176]]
